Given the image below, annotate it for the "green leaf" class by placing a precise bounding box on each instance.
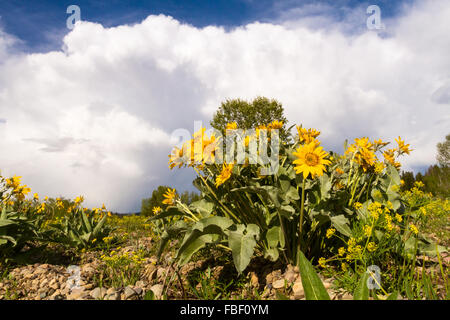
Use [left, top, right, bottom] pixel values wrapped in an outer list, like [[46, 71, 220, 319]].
[[192, 216, 233, 234], [353, 272, 369, 300], [228, 224, 259, 273], [266, 226, 281, 248], [276, 292, 290, 300], [0, 219, 16, 227], [285, 186, 300, 201], [81, 209, 92, 233], [0, 235, 16, 245], [404, 280, 414, 300], [92, 213, 108, 236], [279, 205, 295, 218], [157, 220, 188, 259], [386, 291, 398, 300], [177, 232, 217, 266], [330, 215, 352, 237], [189, 199, 215, 218], [319, 174, 332, 199], [296, 250, 330, 300], [264, 247, 279, 262]]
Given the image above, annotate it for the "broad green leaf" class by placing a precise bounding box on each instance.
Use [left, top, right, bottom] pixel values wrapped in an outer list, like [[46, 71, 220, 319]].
[[353, 272, 369, 300], [177, 232, 216, 266], [92, 213, 108, 235], [189, 199, 215, 218], [81, 209, 92, 233], [0, 219, 16, 227], [0, 235, 16, 245], [418, 242, 448, 257], [264, 247, 279, 261], [330, 215, 352, 237], [276, 291, 289, 300], [319, 174, 332, 199], [192, 216, 233, 234], [266, 226, 281, 248], [297, 250, 330, 300], [157, 220, 188, 259], [285, 186, 300, 201], [279, 205, 295, 218], [386, 291, 398, 300], [228, 224, 259, 273]]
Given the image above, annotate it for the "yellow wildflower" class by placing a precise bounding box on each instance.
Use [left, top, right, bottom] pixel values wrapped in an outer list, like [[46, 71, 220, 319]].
[[293, 141, 331, 179], [367, 242, 377, 252], [215, 163, 234, 187], [409, 224, 419, 235], [326, 228, 336, 239], [162, 188, 177, 206], [318, 257, 327, 268]]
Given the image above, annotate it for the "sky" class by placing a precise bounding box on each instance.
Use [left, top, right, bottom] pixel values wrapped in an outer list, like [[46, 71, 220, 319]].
[[0, 0, 449, 212]]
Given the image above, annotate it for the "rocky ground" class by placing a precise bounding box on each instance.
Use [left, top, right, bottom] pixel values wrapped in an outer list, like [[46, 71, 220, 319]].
[[1, 236, 447, 300], [0, 259, 354, 300]]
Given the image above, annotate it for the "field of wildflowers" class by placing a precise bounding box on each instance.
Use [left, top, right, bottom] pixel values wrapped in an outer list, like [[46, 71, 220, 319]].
[[0, 122, 448, 300]]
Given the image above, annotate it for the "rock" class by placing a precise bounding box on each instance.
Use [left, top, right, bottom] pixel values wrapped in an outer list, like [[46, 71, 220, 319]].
[[34, 267, 47, 275], [90, 287, 107, 300], [67, 288, 87, 300], [124, 286, 137, 300], [323, 281, 332, 290], [39, 292, 47, 299], [143, 264, 157, 281], [40, 279, 48, 288], [292, 281, 304, 299], [105, 293, 119, 300], [106, 288, 116, 295], [150, 284, 164, 300], [105, 288, 119, 300], [284, 270, 297, 283], [83, 284, 94, 290], [133, 287, 143, 296], [50, 282, 60, 291], [265, 273, 274, 285], [273, 279, 285, 289], [81, 266, 95, 277], [156, 267, 166, 280], [135, 281, 145, 288], [250, 272, 259, 287], [339, 293, 353, 300]]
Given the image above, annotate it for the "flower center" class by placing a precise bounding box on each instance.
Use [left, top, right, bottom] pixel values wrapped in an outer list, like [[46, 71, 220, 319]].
[[305, 152, 319, 166]]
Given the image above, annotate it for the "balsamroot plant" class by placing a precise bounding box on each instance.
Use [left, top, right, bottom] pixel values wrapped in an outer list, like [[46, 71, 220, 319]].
[[154, 122, 443, 275]]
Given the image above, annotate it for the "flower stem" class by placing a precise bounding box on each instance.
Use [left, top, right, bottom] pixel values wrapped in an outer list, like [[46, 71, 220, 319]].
[[297, 179, 306, 256]]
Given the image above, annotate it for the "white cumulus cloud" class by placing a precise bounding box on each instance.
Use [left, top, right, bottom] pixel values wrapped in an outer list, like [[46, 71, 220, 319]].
[[0, 0, 449, 211]]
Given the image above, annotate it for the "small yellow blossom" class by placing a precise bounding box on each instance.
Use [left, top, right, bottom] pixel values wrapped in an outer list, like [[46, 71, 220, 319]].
[[318, 257, 327, 268], [367, 242, 377, 252], [353, 202, 363, 210], [409, 224, 419, 235], [326, 228, 336, 239]]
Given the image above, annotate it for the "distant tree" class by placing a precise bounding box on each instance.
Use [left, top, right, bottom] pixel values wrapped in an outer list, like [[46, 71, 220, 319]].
[[400, 171, 415, 191], [415, 172, 424, 184], [141, 185, 170, 217], [422, 165, 450, 198], [437, 134, 450, 167], [180, 190, 201, 204], [210, 96, 288, 138]]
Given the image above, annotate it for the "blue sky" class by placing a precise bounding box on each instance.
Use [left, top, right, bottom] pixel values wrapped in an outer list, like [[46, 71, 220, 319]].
[[1, 0, 413, 52]]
